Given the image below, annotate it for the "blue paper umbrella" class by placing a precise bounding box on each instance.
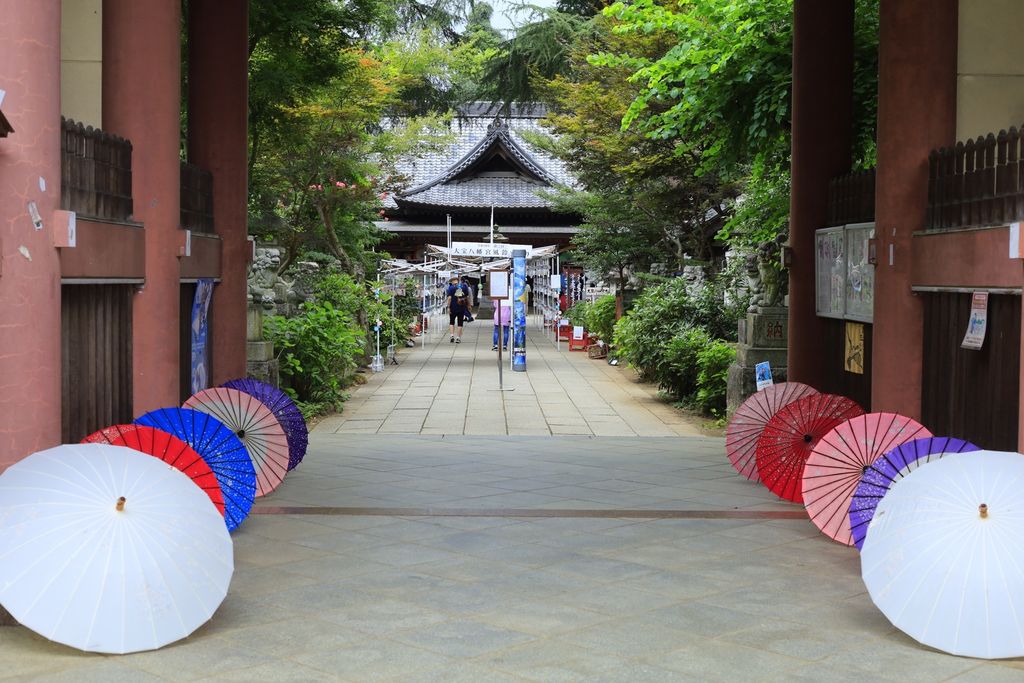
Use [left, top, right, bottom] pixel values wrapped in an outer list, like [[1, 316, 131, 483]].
[[136, 408, 256, 532], [223, 378, 308, 471], [849, 436, 980, 549]]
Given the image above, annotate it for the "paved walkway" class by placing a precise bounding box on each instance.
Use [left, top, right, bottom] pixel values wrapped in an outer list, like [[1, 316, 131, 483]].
[[2, 308, 1021, 680], [314, 308, 704, 438]]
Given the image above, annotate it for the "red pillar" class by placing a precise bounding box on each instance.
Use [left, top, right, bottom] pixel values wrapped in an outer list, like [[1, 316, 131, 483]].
[[788, 0, 854, 387], [0, 1, 63, 465], [188, 0, 249, 385], [103, 0, 182, 414], [872, 0, 957, 417]]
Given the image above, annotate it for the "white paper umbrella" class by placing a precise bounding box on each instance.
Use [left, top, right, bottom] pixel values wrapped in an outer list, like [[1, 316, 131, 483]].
[[0, 444, 233, 654], [861, 450, 1024, 659]]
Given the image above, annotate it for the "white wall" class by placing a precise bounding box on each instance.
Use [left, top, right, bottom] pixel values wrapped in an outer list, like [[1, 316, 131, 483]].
[[957, 0, 1024, 140], [61, 0, 102, 126]]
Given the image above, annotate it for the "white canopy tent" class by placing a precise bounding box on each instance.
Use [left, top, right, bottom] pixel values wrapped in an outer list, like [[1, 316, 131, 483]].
[[377, 243, 564, 356]]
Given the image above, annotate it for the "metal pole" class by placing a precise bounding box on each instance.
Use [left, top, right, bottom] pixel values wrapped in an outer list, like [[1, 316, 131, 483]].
[[555, 254, 561, 351], [422, 252, 427, 348]]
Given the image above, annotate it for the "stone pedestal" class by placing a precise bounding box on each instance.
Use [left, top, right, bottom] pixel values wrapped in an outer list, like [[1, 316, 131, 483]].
[[727, 306, 789, 414], [245, 303, 279, 385]]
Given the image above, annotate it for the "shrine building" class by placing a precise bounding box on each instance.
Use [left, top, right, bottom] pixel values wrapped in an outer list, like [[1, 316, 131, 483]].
[[378, 102, 579, 260]]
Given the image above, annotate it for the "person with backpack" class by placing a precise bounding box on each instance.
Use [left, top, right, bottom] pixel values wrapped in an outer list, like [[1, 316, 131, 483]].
[[446, 275, 470, 343]]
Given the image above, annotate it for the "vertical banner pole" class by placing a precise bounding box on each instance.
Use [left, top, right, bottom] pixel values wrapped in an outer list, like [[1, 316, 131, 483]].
[[512, 249, 527, 372]]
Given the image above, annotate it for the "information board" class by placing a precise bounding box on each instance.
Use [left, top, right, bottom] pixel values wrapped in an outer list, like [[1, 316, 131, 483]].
[[815, 226, 845, 319], [488, 271, 510, 299], [844, 223, 875, 322]]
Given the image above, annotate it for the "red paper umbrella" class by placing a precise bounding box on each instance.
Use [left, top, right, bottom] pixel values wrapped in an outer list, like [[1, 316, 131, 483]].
[[184, 387, 290, 497], [755, 393, 864, 503], [802, 412, 932, 545], [82, 424, 226, 517], [726, 382, 819, 480]]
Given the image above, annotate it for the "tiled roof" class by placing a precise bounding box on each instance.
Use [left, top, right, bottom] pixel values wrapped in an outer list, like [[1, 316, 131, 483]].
[[396, 176, 553, 210], [391, 105, 574, 211], [376, 221, 577, 234]]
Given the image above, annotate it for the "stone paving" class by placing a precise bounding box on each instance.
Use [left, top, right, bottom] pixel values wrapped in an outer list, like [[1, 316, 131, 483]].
[[315, 310, 703, 437], [2, 316, 1022, 680]]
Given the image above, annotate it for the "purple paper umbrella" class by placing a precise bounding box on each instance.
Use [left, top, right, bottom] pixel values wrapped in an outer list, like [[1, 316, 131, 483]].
[[223, 378, 308, 471], [849, 436, 980, 549]]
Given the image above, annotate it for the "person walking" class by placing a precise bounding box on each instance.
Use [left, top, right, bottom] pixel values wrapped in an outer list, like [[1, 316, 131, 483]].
[[461, 276, 476, 309], [492, 297, 511, 351], [446, 275, 470, 343]]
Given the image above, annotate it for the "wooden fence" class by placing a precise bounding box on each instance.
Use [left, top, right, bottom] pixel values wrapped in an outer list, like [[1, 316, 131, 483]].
[[180, 161, 214, 233], [60, 117, 133, 221], [927, 127, 1024, 230], [827, 168, 875, 226], [921, 291, 1019, 450]]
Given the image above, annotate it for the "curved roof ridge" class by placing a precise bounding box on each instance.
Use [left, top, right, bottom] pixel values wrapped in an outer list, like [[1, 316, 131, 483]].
[[400, 118, 557, 198]]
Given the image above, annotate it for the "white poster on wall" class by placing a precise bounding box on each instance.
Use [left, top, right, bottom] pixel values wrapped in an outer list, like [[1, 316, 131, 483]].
[[961, 292, 989, 350]]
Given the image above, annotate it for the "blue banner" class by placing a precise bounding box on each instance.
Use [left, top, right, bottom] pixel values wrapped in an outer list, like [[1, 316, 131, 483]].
[[190, 278, 215, 394], [512, 250, 527, 372]]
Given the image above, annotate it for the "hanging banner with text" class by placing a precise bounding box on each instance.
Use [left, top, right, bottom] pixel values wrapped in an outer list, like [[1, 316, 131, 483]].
[[450, 242, 533, 258]]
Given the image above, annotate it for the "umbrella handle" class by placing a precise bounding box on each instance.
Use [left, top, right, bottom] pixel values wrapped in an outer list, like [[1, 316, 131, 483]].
[[979, 503, 988, 519], [116, 497, 126, 512]]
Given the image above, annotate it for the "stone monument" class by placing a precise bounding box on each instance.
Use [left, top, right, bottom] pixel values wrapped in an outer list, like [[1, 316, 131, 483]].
[[246, 247, 281, 385], [726, 237, 789, 413]]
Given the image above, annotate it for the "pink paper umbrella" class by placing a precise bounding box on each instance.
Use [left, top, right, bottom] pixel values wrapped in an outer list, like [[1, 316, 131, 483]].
[[184, 387, 290, 497], [726, 382, 818, 481], [802, 412, 932, 545]]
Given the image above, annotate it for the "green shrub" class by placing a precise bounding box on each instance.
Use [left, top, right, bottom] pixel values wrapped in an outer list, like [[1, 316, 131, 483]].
[[612, 280, 702, 384], [661, 326, 712, 399], [312, 272, 366, 314], [695, 339, 736, 416], [265, 300, 364, 413], [586, 294, 617, 343], [565, 300, 591, 328], [612, 275, 742, 408]]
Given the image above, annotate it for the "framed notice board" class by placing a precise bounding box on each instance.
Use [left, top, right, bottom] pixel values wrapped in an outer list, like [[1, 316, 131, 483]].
[[844, 223, 875, 323], [488, 270, 510, 300], [815, 224, 875, 323], [815, 226, 846, 319]]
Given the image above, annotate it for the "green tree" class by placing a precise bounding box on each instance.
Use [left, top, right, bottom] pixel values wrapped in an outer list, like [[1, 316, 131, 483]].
[[556, 191, 663, 307], [250, 50, 449, 277], [534, 11, 733, 294], [475, 8, 596, 107], [594, 0, 878, 247]]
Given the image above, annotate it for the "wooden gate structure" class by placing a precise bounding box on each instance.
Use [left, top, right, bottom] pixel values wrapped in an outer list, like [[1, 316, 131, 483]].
[[921, 291, 1020, 450], [61, 284, 134, 443]]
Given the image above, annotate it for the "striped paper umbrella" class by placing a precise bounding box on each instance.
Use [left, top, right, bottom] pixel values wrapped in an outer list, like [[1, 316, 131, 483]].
[[849, 436, 979, 549], [803, 412, 932, 545], [726, 382, 819, 481], [223, 377, 308, 471], [184, 387, 290, 497]]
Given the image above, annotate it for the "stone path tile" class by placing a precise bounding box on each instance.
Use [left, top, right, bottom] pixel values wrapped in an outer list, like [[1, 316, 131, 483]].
[[0, 434, 1007, 682], [317, 304, 706, 437]]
